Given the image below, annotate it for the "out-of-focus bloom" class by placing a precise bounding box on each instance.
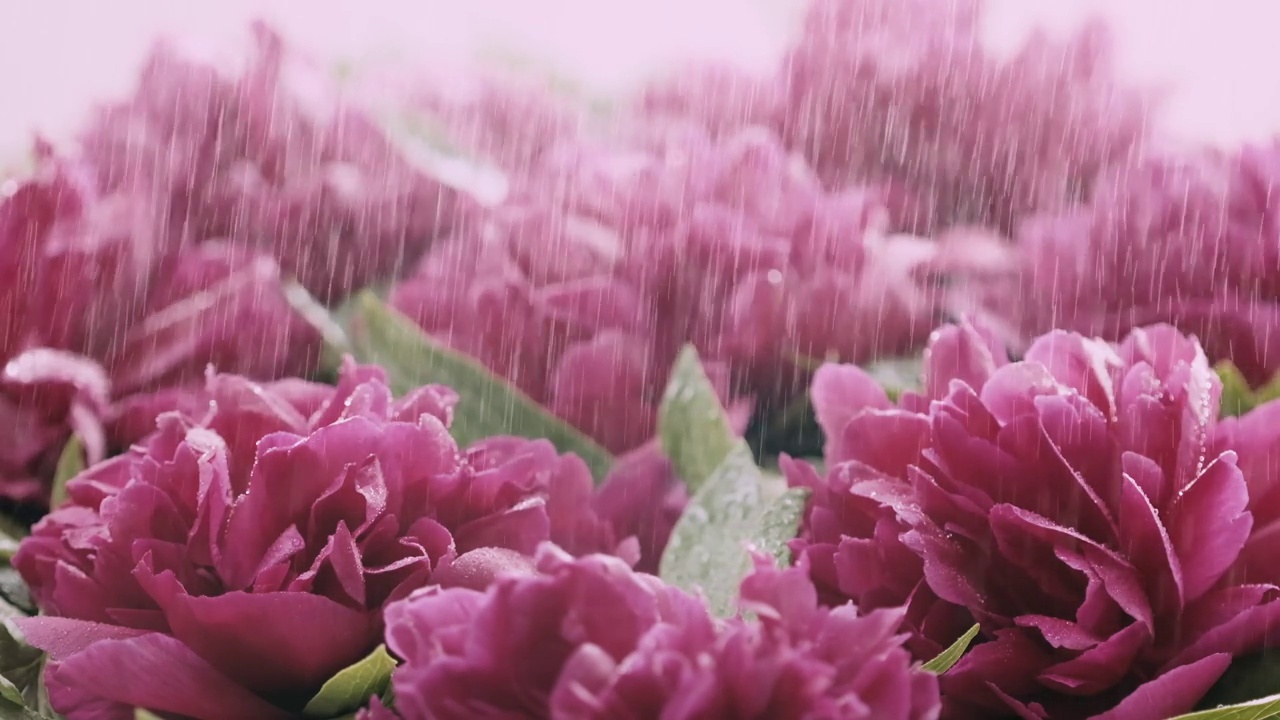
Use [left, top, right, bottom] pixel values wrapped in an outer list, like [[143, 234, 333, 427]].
[[0, 145, 320, 502], [364, 545, 940, 720], [11, 361, 608, 719], [404, 71, 588, 173], [392, 125, 953, 453], [646, 0, 1153, 236], [1015, 140, 1280, 386], [795, 322, 1280, 717], [79, 22, 456, 302], [783, 0, 1154, 235]]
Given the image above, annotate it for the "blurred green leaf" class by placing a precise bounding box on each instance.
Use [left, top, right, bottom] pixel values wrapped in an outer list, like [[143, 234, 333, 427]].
[[862, 356, 925, 402], [922, 624, 981, 674], [0, 517, 24, 565], [0, 616, 53, 719], [1171, 694, 1280, 720], [302, 644, 397, 719], [658, 346, 737, 495], [1217, 362, 1280, 418], [49, 437, 84, 511], [347, 292, 614, 481]]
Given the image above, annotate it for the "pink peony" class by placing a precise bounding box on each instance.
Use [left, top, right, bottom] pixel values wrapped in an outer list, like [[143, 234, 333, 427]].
[[1015, 140, 1280, 387], [0, 146, 320, 501], [794, 322, 1280, 717], [364, 545, 939, 720], [79, 22, 456, 303], [12, 361, 608, 719], [392, 125, 948, 453]]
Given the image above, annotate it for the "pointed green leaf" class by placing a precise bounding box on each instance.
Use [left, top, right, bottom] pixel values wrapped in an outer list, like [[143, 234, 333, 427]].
[[134, 711, 163, 720], [49, 437, 84, 510], [755, 487, 809, 568], [347, 293, 613, 481], [922, 623, 981, 674], [658, 346, 736, 494], [302, 644, 397, 719], [1217, 362, 1280, 418], [1171, 694, 1280, 720], [659, 445, 807, 617]]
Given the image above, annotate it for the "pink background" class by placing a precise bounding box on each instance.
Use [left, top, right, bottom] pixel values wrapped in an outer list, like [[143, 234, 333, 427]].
[[1, 0, 1277, 157]]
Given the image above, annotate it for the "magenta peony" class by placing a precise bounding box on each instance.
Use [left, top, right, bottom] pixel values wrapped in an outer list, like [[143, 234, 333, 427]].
[[363, 545, 939, 720], [0, 145, 321, 501], [11, 360, 611, 719], [791, 322, 1280, 718], [639, 0, 1154, 237], [79, 22, 456, 303], [392, 124, 949, 453], [1015, 139, 1280, 387]]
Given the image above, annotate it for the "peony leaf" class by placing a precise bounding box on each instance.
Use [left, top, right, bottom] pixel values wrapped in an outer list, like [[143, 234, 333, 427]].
[[347, 292, 614, 481], [863, 356, 925, 402], [1169, 693, 1280, 719], [0, 619, 54, 719], [134, 711, 163, 720], [302, 644, 397, 719], [659, 444, 807, 617], [658, 346, 736, 494], [1217, 362, 1280, 418], [922, 624, 981, 674], [0, 517, 23, 564], [755, 486, 810, 568], [49, 436, 84, 511], [1196, 651, 1280, 712]]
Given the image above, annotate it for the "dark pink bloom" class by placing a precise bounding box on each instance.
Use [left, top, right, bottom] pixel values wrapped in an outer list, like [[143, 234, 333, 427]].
[[12, 361, 601, 719], [0, 147, 321, 501], [392, 126, 949, 452], [367, 546, 939, 720], [800, 322, 1279, 717], [780, 0, 1154, 236], [79, 22, 456, 303], [1015, 140, 1280, 387]]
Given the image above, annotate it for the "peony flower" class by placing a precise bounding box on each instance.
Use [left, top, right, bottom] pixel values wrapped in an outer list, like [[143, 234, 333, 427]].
[[11, 360, 608, 719], [392, 125, 949, 453], [642, 0, 1153, 236], [795, 322, 1280, 717], [364, 545, 940, 720], [1014, 140, 1280, 387], [0, 145, 321, 501], [79, 22, 456, 302], [784, 0, 1155, 236]]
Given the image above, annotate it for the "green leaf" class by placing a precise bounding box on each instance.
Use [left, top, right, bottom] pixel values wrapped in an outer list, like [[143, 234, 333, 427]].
[[283, 281, 354, 376], [49, 437, 84, 510], [658, 444, 806, 617], [1170, 694, 1280, 720], [302, 644, 397, 719], [862, 356, 925, 402], [346, 293, 613, 481], [922, 624, 981, 674], [0, 517, 24, 564], [0, 618, 52, 718], [658, 346, 736, 494], [134, 711, 163, 720], [754, 487, 810, 568], [1217, 362, 1280, 418]]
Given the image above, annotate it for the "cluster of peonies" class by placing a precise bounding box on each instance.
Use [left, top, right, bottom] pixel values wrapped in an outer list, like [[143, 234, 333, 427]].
[[637, 0, 1155, 236], [0, 144, 320, 504], [12, 360, 638, 718], [785, 320, 1280, 718], [0, 24, 465, 504], [79, 22, 457, 303], [1012, 139, 1280, 387], [362, 546, 940, 720], [391, 123, 969, 455]]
